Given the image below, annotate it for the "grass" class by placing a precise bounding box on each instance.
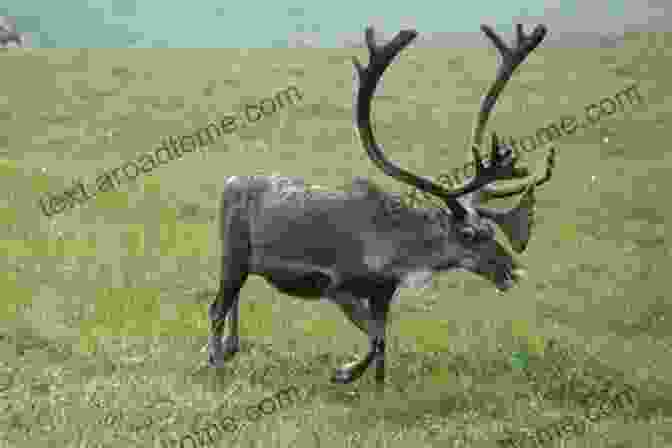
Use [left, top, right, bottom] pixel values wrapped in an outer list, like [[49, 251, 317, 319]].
[[0, 32, 671, 447]]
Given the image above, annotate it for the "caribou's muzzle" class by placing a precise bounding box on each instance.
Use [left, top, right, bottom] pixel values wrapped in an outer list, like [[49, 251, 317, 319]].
[[461, 240, 527, 292]]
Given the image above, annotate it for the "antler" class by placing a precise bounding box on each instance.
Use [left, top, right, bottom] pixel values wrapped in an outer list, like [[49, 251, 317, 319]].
[[353, 24, 547, 220], [449, 23, 554, 251], [473, 146, 557, 253], [472, 24, 547, 148], [479, 145, 555, 200], [353, 27, 467, 207], [440, 25, 547, 203]]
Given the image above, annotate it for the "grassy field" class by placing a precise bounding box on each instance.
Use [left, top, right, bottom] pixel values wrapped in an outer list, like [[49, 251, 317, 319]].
[[0, 31, 671, 447]]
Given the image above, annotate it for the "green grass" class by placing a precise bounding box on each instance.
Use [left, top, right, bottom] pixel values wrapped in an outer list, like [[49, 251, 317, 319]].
[[0, 34, 671, 447]]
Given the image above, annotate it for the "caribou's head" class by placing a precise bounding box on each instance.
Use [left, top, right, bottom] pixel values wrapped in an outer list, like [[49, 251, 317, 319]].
[[352, 24, 556, 292]]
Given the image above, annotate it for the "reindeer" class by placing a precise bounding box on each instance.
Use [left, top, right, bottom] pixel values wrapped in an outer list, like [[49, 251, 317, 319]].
[[206, 23, 556, 384], [0, 16, 25, 48]]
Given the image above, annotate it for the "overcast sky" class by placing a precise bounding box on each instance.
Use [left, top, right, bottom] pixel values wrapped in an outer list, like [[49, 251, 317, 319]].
[[1, 0, 670, 47], [336, 0, 671, 48]]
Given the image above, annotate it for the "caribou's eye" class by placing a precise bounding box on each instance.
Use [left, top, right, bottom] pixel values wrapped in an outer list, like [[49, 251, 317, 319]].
[[459, 226, 477, 242], [481, 221, 495, 239]]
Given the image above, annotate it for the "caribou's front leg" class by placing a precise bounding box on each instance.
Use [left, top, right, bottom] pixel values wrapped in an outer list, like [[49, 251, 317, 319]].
[[331, 291, 371, 335], [371, 293, 392, 383], [330, 290, 393, 384]]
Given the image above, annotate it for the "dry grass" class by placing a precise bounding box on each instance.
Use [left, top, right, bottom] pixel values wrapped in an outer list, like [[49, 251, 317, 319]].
[[0, 32, 671, 447]]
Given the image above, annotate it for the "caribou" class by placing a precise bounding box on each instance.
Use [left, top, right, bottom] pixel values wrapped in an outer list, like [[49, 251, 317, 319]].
[[206, 23, 556, 384], [0, 16, 25, 48]]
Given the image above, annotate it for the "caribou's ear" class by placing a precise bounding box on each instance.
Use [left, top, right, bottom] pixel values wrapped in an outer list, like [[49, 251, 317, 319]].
[[477, 181, 536, 253]]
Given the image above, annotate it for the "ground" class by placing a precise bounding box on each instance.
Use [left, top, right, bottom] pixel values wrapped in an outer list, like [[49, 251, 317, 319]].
[[0, 33, 671, 447]]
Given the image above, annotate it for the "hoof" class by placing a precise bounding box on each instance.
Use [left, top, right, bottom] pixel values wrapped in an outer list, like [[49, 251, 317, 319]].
[[331, 360, 365, 384], [207, 345, 239, 368], [331, 368, 356, 384], [222, 337, 240, 356], [207, 352, 228, 368]]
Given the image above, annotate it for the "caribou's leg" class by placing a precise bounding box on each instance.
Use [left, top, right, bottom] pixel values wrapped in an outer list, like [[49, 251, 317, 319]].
[[330, 286, 395, 384], [370, 291, 392, 383], [208, 183, 251, 368], [208, 276, 247, 367], [331, 292, 370, 335]]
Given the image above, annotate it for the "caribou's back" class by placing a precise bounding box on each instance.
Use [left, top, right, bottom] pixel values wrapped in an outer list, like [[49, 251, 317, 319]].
[[219, 174, 440, 287]]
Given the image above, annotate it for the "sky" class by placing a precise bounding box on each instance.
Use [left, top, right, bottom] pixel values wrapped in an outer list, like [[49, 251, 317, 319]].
[[0, 0, 669, 48]]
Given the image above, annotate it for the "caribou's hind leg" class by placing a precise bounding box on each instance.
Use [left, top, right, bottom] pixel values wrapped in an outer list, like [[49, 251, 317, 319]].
[[208, 274, 247, 367], [208, 178, 251, 368]]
